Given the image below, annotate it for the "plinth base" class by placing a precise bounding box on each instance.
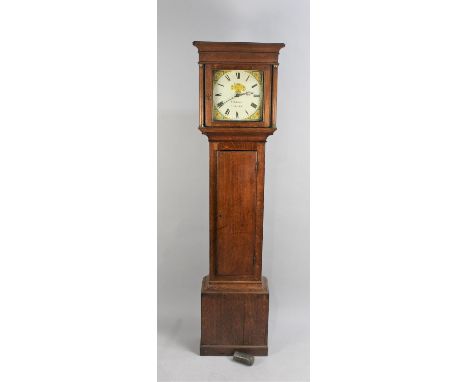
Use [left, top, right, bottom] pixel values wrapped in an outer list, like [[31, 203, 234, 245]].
[[200, 344, 268, 356], [200, 276, 269, 356]]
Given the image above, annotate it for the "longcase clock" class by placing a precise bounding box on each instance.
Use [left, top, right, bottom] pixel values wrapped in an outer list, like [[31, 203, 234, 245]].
[[193, 41, 285, 356]]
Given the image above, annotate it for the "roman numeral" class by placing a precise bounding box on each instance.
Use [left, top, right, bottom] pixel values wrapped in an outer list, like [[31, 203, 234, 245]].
[[225, 108, 230, 115], [245, 110, 249, 116], [217, 101, 224, 108], [236, 72, 240, 79], [217, 83, 224, 87], [225, 74, 230, 81], [251, 84, 258, 88], [246, 75, 250, 81], [254, 94, 260, 97], [251, 103, 257, 109], [236, 111, 239, 118], [215, 93, 222, 96]]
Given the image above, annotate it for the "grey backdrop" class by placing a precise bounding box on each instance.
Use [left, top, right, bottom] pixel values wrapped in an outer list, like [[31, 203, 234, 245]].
[[158, 0, 309, 380]]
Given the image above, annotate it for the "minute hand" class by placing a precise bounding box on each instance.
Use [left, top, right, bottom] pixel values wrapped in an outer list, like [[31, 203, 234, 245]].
[[224, 91, 254, 104]]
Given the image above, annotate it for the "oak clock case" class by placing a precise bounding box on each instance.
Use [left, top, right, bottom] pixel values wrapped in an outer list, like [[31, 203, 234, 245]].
[[193, 41, 284, 357]]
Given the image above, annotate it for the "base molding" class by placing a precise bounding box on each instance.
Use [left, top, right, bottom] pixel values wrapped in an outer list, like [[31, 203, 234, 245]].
[[200, 344, 268, 356], [202, 275, 268, 294]]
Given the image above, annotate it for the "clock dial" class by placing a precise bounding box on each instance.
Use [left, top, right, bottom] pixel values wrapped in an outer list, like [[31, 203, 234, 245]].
[[212, 70, 263, 121]]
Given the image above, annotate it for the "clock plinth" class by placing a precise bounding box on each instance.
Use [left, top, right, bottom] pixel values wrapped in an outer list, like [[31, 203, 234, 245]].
[[200, 276, 269, 356], [194, 41, 284, 356]]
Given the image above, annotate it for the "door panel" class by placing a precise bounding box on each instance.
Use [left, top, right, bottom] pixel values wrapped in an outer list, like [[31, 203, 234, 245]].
[[216, 150, 257, 276]]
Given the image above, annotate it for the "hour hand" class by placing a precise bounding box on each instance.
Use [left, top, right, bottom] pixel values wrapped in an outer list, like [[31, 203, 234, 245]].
[[235, 91, 253, 97], [221, 91, 253, 106]]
